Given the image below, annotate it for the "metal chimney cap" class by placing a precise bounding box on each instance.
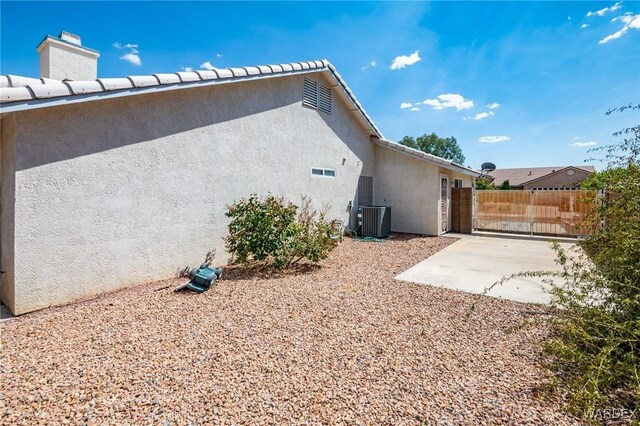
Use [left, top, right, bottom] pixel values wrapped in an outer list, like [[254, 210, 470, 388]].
[[59, 31, 82, 46]]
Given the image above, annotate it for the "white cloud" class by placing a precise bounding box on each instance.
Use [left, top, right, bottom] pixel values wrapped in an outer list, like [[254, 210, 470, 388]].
[[581, 23, 589, 28], [200, 61, 215, 71], [390, 50, 421, 70], [361, 60, 377, 70], [479, 135, 510, 144], [486, 102, 500, 109], [599, 13, 640, 44], [400, 102, 413, 109], [114, 41, 142, 66], [422, 93, 474, 111], [216, 53, 223, 58], [120, 52, 141, 66], [181, 66, 194, 72], [473, 111, 495, 120], [573, 136, 581, 140], [587, 1, 622, 17], [570, 141, 597, 147], [410, 107, 420, 111]]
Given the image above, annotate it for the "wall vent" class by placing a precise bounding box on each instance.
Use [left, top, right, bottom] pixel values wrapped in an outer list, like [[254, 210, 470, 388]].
[[303, 77, 332, 114], [303, 78, 318, 109], [318, 85, 332, 114], [358, 176, 373, 207]]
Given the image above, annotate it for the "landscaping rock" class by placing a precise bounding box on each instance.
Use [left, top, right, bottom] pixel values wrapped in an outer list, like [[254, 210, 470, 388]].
[[0, 235, 581, 424]]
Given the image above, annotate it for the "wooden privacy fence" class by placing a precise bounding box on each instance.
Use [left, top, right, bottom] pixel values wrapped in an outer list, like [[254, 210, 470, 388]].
[[475, 189, 599, 237]]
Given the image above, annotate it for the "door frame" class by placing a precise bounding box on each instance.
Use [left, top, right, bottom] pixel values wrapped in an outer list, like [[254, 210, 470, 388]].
[[439, 174, 451, 235]]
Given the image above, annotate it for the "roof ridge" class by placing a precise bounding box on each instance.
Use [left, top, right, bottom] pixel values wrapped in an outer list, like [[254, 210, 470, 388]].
[[0, 59, 330, 88], [0, 58, 383, 139]]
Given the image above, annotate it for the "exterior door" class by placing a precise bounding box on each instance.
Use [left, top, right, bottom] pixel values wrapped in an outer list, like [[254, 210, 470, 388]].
[[440, 176, 450, 233]]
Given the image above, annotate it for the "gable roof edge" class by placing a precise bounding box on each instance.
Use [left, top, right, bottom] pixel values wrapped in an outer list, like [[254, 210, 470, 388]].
[[373, 137, 481, 177], [0, 59, 383, 139], [519, 166, 594, 186]]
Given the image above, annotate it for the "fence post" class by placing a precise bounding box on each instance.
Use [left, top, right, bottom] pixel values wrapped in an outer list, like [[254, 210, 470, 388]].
[[530, 190, 534, 236]]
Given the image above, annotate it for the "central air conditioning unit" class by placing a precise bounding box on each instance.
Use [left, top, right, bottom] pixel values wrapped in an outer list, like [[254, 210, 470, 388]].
[[358, 206, 391, 238]]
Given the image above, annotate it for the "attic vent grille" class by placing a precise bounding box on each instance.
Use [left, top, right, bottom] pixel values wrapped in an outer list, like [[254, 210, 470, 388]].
[[318, 85, 332, 114], [303, 78, 318, 109], [303, 77, 332, 114]]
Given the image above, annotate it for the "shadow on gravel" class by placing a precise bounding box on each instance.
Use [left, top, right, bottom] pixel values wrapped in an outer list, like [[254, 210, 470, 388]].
[[223, 263, 322, 282]]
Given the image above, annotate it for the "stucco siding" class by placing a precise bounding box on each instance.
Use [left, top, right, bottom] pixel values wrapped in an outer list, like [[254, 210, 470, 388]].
[[374, 145, 440, 235], [0, 114, 16, 312], [523, 169, 591, 189], [8, 73, 374, 314], [39, 42, 98, 81]]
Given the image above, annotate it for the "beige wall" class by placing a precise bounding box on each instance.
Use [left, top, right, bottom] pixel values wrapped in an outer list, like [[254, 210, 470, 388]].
[[373, 146, 474, 236], [0, 114, 16, 311], [523, 169, 591, 189], [39, 40, 98, 81], [3, 72, 375, 314]]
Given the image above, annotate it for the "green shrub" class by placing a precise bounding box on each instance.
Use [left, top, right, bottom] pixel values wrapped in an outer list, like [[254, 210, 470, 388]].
[[475, 179, 497, 190], [544, 144, 639, 417], [473, 105, 640, 422], [224, 194, 338, 269], [543, 106, 640, 419]]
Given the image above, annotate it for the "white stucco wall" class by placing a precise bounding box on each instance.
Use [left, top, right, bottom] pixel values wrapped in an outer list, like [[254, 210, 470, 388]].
[[4, 73, 374, 314], [374, 146, 440, 235], [38, 40, 98, 81], [0, 114, 16, 311], [374, 145, 475, 236]]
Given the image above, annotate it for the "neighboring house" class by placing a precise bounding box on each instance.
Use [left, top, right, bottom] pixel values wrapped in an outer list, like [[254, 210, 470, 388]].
[[0, 32, 479, 314], [486, 166, 595, 190]]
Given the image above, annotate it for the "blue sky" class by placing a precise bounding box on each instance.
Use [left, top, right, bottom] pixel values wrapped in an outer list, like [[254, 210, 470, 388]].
[[1, 1, 639, 169]]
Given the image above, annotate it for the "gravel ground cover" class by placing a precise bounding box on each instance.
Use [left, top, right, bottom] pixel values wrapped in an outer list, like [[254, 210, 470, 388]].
[[0, 234, 581, 425]]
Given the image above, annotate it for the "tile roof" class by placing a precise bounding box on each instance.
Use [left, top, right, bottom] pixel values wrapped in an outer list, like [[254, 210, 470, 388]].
[[0, 60, 384, 138], [488, 165, 596, 186], [373, 138, 481, 177]]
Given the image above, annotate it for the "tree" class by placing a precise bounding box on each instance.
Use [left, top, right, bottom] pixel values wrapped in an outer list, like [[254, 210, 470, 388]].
[[499, 179, 511, 190], [399, 133, 466, 165], [475, 179, 496, 190], [580, 167, 632, 190]]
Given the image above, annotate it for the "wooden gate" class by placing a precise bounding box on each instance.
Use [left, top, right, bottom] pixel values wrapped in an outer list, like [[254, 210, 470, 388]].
[[475, 189, 598, 237], [451, 188, 473, 233]]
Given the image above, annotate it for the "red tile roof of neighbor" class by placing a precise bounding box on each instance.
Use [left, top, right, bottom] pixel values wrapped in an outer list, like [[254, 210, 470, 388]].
[[488, 166, 596, 186]]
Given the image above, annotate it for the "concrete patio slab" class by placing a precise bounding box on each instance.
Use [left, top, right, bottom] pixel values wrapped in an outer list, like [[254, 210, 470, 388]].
[[395, 234, 576, 304]]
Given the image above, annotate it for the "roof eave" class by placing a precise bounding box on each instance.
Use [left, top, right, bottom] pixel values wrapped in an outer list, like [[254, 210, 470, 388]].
[[373, 138, 481, 177], [0, 59, 383, 140]]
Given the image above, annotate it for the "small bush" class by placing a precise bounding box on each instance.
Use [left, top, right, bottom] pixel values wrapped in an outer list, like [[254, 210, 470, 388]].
[[474, 105, 640, 421], [475, 179, 497, 190], [224, 194, 338, 269]]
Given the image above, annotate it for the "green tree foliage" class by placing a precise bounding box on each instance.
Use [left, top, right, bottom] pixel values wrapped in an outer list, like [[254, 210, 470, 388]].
[[224, 195, 338, 269], [500, 179, 511, 190], [475, 179, 497, 190], [580, 167, 633, 190], [399, 133, 466, 164], [543, 105, 639, 419], [474, 105, 640, 421]]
